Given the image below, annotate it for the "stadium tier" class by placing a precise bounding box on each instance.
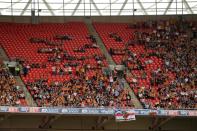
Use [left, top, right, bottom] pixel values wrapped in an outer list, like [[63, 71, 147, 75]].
[[0, 0, 197, 130], [93, 20, 197, 109], [0, 20, 196, 110]]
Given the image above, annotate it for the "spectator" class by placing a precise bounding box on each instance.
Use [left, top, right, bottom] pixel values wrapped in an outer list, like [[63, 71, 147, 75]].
[[15, 65, 20, 76], [26, 68, 134, 108], [0, 63, 26, 106]]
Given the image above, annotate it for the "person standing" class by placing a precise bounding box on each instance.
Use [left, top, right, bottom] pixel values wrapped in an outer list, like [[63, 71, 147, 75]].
[[15, 65, 20, 76]]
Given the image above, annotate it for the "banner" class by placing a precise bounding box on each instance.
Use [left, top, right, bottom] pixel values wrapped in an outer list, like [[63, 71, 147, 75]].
[[115, 109, 136, 121], [0, 106, 196, 117]]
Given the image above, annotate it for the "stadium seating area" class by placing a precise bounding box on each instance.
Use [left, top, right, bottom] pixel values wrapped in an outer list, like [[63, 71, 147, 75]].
[[0, 20, 196, 109], [0, 22, 133, 107], [94, 20, 197, 109], [0, 61, 26, 106]]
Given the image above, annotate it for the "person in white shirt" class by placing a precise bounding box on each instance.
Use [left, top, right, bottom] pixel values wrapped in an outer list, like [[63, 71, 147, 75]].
[[52, 66, 56, 75], [68, 66, 72, 74], [109, 76, 113, 86]]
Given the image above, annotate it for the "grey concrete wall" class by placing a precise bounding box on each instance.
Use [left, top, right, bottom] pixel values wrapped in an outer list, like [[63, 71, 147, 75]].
[[0, 115, 196, 131], [0, 15, 197, 23]]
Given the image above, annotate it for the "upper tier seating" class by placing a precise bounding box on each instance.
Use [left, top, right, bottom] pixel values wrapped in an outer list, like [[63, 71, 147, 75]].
[[94, 20, 197, 109]]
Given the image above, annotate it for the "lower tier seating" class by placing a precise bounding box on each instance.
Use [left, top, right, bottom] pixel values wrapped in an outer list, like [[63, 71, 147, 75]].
[[0, 61, 26, 106]]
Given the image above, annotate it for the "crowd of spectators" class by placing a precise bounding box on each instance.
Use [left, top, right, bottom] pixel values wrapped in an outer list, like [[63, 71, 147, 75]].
[[21, 32, 134, 108], [0, 62, 25, 106], [26, 68, 134, 107], [3, 20, 196, 109], [104, 20, 197, 109], [120, 20, 197, 109]]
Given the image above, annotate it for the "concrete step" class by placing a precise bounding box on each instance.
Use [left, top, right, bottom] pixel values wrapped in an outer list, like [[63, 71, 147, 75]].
[[86, 23, 116, 66], [15, 76, 37, 107], [123, 80, 143, 108], [0, 47, 9, 61]]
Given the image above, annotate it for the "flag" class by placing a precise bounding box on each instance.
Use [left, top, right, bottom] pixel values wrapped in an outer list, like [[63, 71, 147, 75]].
[[115, 109, 136, 121]]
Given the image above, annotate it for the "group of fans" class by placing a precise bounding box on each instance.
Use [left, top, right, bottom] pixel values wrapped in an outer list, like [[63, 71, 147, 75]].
[[26, 68, 133, 107], [0, 19, 196, 110], [109, 20, 197, 109], [0, 61, 25, 106]]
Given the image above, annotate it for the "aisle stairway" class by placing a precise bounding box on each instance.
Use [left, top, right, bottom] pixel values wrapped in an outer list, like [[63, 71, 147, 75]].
[[15, 76, 37, 106], [86, 23, 115, 66], [85, 22, 143, 108], [0, 46, 9, 61]]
